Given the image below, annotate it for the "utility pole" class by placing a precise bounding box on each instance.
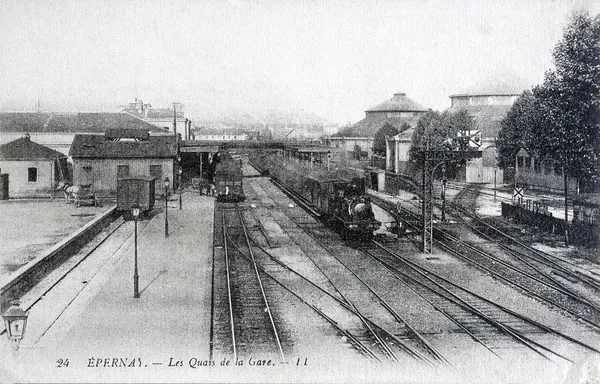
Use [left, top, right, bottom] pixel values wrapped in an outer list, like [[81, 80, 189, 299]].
[[563, 166, 569, 247], [173, 104, 177, 137]]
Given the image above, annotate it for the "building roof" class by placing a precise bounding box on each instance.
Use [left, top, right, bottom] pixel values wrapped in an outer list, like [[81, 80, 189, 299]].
[[196, 128, 249, 136], [446, 104, 512, 138], [0, 112, 168, 134], [0, 136, 66, 160], [70, 134, 177, 158], [332, 114, 420, 138], [452, 72, 530, 97], [389, 127, 415, 141], [123, 108, 186, 120], [365, 92, 428, 113], [105, 128, 150, 140]]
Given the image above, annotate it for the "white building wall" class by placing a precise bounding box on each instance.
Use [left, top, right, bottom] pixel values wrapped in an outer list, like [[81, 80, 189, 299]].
[[0, 160, 54, 196]]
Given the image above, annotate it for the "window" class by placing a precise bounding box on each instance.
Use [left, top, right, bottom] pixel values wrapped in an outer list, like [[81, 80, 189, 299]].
[[534, 158, 541, 173], [28, 167, 37, 182], [525, 157, 531, 169], [117, 165, 129, 179]]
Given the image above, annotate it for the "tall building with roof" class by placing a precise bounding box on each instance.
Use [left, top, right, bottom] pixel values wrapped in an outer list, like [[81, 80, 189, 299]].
[[122, 99, 191, 139], [330, 92, 428, 160], [446, 76, 527, 183]]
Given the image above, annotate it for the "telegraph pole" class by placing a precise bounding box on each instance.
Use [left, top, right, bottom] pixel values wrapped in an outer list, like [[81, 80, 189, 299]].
[[173, 104, 177, 137]]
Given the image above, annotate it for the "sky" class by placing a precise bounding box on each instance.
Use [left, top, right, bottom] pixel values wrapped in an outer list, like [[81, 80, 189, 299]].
[[0, 0, 598, 124]]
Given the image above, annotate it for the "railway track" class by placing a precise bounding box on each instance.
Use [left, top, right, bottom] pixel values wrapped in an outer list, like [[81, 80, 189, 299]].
[[449, 198, 600, 291], [212, 200, 405, 363], [247, 178, 453, 364], [370, 190, 600, 329], [361, 241, 600, 361], [446, 188, 600, 324], [211, 202, 286, 362]]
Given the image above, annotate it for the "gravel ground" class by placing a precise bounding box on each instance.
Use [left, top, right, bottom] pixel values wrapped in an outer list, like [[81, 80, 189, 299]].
[[0, 200, 110, 278]]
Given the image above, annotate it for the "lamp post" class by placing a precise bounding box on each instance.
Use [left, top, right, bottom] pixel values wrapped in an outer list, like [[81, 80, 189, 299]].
[[178, 169, 183, 210], [2, 300, 29, 350], [132, 205, 140, 298], [494, 167, 498, 202], [164, 177, 170, 237]]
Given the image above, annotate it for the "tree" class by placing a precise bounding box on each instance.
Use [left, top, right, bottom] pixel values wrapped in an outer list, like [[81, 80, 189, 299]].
[[496, 90, 540, 169], [409, 110, 475, 161], [373, 122, 401, 156], [496, 12, 600, 190], [540, 12, 600, 189]]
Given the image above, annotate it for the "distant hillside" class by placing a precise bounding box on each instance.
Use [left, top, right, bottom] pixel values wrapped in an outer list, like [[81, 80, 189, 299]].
[[194, 107, 332, 127]]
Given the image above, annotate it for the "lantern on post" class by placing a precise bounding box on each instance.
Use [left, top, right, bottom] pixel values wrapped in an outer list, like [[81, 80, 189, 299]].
[[2, 300, 29, 349], [132, 205, 140, 298], [164, 177, 170, 237], [178, 169, 183, 210]]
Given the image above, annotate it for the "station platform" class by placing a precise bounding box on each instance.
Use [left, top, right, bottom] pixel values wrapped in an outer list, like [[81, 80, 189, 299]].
[[1, 193, 216, 383]]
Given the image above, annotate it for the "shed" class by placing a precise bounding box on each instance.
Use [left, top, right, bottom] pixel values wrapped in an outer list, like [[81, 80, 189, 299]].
[[0, 135, 67, 197], [70, 131, 177, 195]]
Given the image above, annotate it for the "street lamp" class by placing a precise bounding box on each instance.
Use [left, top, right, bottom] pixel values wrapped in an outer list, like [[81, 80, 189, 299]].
[[2, 300, 28, 350], [132, 205, 140, 298], [178, 169, 183, 210], [164, 177, 170, 237]]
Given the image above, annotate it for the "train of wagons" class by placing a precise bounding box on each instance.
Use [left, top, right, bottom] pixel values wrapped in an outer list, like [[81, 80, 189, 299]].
[[252, 152, 381, 240], [209, 150, 246, 202]]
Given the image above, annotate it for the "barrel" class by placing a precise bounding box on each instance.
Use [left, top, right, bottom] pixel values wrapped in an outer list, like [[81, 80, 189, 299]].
[[0, 174, 8, 200]]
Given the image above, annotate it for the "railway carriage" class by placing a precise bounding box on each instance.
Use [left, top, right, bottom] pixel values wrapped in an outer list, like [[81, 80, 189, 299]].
[[258, 153, 380, 240], [211, 151, 245, 202], [117, 176, 156, 219]]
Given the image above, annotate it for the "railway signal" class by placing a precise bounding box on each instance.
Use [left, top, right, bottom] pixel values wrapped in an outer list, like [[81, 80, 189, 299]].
[[418, 132, 481, 253]]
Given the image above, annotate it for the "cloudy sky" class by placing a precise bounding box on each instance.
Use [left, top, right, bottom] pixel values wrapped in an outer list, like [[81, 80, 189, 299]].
[[0, 0, 598, 123]]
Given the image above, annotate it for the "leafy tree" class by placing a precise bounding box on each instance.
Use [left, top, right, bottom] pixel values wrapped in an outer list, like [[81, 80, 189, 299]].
[[496, 90, 540, 169], [373, 122, 400, 156], [409, 110, 475, 161], [498, 12, 600, 190], [373, 122, 412, 157], [540, 12, 600, 189]]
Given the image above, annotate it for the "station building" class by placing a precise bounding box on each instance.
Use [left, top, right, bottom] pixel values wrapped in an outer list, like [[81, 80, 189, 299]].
[[332, 92, 428, 161], [0, 134, 68, 197], [69, 128, 178, 195]]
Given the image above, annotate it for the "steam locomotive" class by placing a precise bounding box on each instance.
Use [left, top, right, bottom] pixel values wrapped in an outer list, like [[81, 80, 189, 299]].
[[209, 150, 245, 202], [254, 153, 380, 240]]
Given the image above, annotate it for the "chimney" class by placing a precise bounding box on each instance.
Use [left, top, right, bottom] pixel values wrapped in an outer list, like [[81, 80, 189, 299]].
[[394, 92, 406, 97], [24, 133, 31, 140], [173, 105, 177, 137]]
